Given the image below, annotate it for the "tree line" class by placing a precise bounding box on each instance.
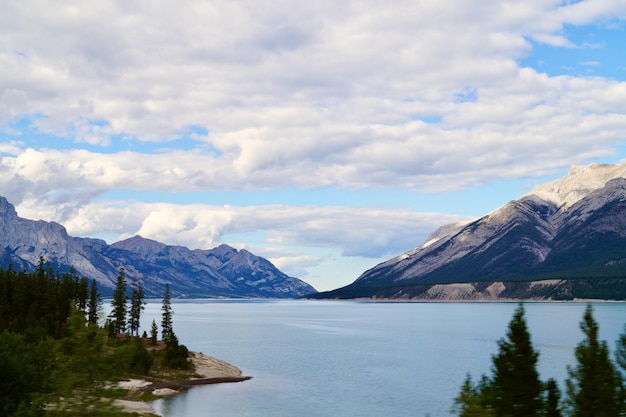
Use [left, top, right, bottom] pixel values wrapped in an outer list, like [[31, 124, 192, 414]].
[[107, 267, 189, 369], [0, 260, 190, 417], [453, 303, 626, 417], [0, 258, 99, 337]]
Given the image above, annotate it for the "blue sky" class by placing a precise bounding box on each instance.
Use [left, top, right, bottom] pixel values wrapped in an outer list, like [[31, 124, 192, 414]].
[[1, 0, 626, 291]]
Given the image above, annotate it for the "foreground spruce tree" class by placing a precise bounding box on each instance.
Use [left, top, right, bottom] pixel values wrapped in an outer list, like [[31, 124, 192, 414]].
[[453, 304, 545, 417], [452, 374, 495, 417], [455, 304, 626, 417], [491, 304, 544, 417], [615, 323, 626, 379], [545, 378, 562, 417], [565, 304, 622, 417], [491, 304, 543, 417]]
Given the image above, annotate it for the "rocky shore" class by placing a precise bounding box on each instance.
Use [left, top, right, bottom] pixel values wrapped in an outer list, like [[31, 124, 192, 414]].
[[114, 351, 251, 415]]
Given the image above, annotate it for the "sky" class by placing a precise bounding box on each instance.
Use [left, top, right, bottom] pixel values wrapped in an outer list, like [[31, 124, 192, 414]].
[[1, 0, 626, 292]]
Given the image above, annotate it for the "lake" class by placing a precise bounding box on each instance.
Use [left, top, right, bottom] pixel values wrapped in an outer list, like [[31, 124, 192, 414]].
[[129, 300, 626, 417]]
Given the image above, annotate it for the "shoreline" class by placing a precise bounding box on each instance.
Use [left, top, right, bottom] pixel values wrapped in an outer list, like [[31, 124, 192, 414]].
[[343, 297, 626, 303], [114, 351, 251, 415]]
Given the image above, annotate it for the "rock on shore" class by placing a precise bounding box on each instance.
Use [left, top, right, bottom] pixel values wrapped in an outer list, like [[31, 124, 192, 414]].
[[114, 352, 251, 415]]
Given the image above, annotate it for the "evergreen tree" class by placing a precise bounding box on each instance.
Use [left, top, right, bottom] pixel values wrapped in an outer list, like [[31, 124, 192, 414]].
[[0, 268, 9, 330], [565, 304, 621, 417], [452, 374, 495, 417], [615, 324, 626, 409], [615, 323, 626, 378], [161, 283, 174, 345], [490, 303, 543, 417], [159, 284, 190, 369], [110, 267, 128, 335], [150, 319, 158, 346], [36, 256, 45, 281], [0, 330, 56, 416], [75, 273, 89, 312], [453, 304, 547, 417], [128, 275, 145, 337], [163, 332, 191, 369], [87, 280, 100, 326], [544, 378, 562, 417], [57, 273, 75, 333]]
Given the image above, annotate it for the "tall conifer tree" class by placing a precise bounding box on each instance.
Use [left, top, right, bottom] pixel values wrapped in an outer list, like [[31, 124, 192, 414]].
[[452, 374, 495, 417], [150, 319, 158, 345], [545, 378, 562, 417], [614, 324, 626, 379], [128, 275, 145, 337], [490, 303, 543, 417], [161, 283, 174, 345], [110, 267, 128, 335], [565, 304, 621, 417], [453, 304, 545, 417], [87, 280, 100, 326], [75, 272, 88, 312]]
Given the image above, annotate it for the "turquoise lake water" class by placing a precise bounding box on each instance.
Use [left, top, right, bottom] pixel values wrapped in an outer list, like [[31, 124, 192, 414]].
[[129, 300, 626, 417]]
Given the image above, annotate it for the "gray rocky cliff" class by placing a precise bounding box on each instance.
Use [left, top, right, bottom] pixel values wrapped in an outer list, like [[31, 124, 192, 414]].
[[0, 197, 316, 298], [316, 163, 626, 300]]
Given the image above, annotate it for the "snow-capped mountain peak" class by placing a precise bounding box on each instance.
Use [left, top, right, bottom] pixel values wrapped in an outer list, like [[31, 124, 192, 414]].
[[525, 163, 626, 208], [318, 162, 626, 301]]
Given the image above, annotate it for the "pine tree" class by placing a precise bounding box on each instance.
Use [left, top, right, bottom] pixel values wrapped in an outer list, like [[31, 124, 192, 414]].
[[161, 283, 174, 345], [452, 374, 495, 417], [615, 324, 626, 409], [87, 280, 100, 326], [110, 268, 128, 335], [75, 273, 89, 312], [565, 304, 621, 417], [150, 319, 158, 345], [615, 323, 626, 377], [544, 378, 562, 417], [453, 304, 545, 417], [490, 303, 544, 417], [128, 275, 145, 337]]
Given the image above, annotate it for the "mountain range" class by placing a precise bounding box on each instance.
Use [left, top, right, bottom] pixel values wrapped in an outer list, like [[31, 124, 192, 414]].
[[313, 163, 626, 301], [0, 196, 316, 298]]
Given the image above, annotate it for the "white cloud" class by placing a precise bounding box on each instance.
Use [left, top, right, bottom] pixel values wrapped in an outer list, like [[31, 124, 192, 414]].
[[10, 195, 473, 290], [2, 67, 626, 197], [15, 198, 472, 258], [267, 254, 322, 279], [2, 0, 625, 144], [2, 0, 626, 289], [557, 0, 626, 25]]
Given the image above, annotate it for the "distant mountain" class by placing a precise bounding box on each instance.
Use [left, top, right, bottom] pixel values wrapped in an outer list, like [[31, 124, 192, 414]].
[[313, 163, 626, 301], [0, 197, 316, 298]]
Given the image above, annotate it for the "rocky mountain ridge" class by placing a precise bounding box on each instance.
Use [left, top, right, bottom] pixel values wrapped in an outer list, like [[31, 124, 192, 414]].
[[0, 197, 316, 298], [313, 163, 626, 300]]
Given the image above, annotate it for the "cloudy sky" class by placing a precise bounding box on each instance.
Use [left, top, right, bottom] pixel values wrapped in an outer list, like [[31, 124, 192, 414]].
[[1, 0, 626, 291]]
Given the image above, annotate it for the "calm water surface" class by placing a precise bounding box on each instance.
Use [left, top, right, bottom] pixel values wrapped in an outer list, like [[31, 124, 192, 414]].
[[131, 301, 626, 417]]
